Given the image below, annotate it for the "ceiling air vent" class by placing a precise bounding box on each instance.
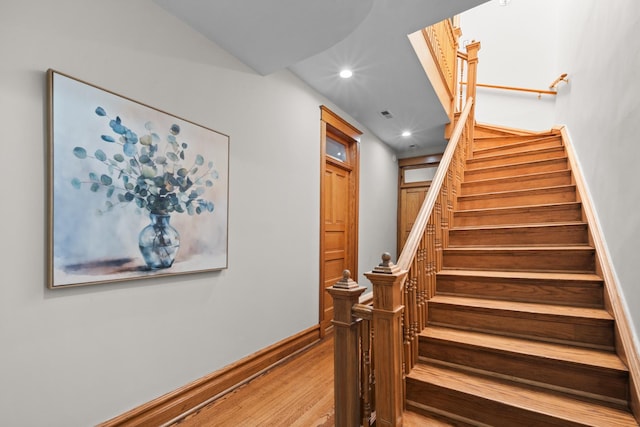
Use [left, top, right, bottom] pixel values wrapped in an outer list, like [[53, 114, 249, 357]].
[[380, 110, 393, 119]]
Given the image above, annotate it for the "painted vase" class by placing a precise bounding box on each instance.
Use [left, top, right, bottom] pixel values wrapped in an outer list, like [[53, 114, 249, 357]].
[[138, 212, 180, 269]]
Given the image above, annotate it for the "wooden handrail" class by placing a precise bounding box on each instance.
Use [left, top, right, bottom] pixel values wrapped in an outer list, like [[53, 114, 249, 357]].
[[461, 81, 557, 97], [397, 98, 473, 270], [549, 73, 569, 89]]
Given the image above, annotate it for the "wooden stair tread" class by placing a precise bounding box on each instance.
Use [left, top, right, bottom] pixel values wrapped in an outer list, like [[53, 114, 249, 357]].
[[474, 123, 552, 137], [403, 410, 463, 427], [437, 269, 602, 283], [457, 184, 575, 201], [466, 146, 566, 167], [448, 222, 589, 247], [443, 245, 594, 251], [430, 295, 613, 321], [455, 201, 581, 216], [473, 134, 559, 144], [465, 156, 568, 176], [473, 135, 562, 157], [407, 364, 637, 426], [450, 222, 587, 234], [421, 326, 627, 372], [462, 169, 571, 187]]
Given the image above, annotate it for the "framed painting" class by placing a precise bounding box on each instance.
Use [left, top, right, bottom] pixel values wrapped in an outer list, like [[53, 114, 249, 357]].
[[47, 69, 229, 288]]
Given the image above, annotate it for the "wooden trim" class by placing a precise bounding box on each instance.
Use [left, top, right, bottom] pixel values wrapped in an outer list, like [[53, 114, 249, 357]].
[[549, 73, 569, 90], [98, 326, 321, 427], [397, 155, 441, 254], [320, 105, 362, 140], [398, 153, 443, 168], [558, 125, 640, 423], [319, 106, 361, 336], [475, 122, 540, 137]]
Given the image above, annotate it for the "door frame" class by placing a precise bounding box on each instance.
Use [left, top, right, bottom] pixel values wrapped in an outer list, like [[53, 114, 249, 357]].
[[319, 106, 361, 335], [397, 153, 442, 254]]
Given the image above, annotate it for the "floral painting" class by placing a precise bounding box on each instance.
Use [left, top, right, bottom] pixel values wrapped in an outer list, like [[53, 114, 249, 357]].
[[47, 70, 229, 288]]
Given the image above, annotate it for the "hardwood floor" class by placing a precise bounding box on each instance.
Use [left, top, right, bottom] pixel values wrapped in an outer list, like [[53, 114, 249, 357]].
[[170, 337, 335, 427], [169, 335, 439, 426]]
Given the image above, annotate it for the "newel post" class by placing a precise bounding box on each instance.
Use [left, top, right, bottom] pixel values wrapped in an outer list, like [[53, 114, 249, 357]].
[[465, 40, 481, 159], [327, 270, 366, 427], [365, 253, 408, 427]]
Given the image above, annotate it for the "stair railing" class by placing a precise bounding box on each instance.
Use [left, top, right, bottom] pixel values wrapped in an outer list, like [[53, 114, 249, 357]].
[[329, 39, 480, 427], [328, 98, 477, 427]]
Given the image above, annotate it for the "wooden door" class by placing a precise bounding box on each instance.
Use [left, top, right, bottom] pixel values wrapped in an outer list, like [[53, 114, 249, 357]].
[[319, 106, 361, 335], [397, 154, 442, 254], [399, 185, 430, 251], [321, 161, 351, 325]]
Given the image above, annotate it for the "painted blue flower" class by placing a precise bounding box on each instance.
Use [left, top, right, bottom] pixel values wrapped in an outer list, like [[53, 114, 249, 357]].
[[95, 106, 106, 116], [124, 129, 138, 144], [101, 135, 115, 143], [170, 124, 180, 135], [123, 142, 137, 157], [109, 117, 127, 135]]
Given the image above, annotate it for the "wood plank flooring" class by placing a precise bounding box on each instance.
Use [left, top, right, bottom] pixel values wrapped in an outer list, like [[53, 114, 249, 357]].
[[169, 336, 437, 426], [170, 338, 335, 427]]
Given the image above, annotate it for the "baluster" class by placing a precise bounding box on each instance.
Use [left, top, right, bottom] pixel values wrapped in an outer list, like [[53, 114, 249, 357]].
[[361, 316, 372, 424], [440, 175, 448, 250], [370, 322, 376, 415], [327, 270, 366, 427], [417, 236, 427, 331], [446, 167, 454, 244], [409, 261, 418, 369], [435, 195, 444, 272], [365, 253, 407, 427], [402, 270, 412, 373], [427, 215, 437, 299]]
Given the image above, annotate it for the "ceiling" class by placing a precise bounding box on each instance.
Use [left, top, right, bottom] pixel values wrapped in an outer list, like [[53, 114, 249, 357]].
[[154, 0, 487, 156]]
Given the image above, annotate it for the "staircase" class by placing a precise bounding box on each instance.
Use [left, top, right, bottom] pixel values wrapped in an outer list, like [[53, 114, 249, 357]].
[[405, 126, 638, 426]]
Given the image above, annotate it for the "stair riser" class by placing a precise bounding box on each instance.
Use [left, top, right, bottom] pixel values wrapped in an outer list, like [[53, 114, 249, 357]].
[[428, 304, 614, 348], [443, 249, 595, 273], [419, 338, 629, 403], [457, 187, 576, 210], [436, 275, 603, 307], [460, 171, 572, 196], [465, 158, 568, 182], [466, 148, 566, 170], [406, 380, 584, 427], [473, 134, 557, 150], [473, 138, 563, 158], [453, 204, 583, 227], [448, 224, 589, 247]]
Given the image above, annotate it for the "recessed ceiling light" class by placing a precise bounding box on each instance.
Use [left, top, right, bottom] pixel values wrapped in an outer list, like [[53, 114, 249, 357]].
[[402, 131, 412, 137], [339, 69, 353, 79]]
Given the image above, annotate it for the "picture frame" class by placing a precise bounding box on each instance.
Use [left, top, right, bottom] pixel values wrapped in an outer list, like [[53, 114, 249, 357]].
[[47, 69, 229, 288]]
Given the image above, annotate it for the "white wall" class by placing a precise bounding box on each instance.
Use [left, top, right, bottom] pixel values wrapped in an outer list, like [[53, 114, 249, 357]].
[[461, 0, 640, 351], [0, 1, 397, 425], [554, 0, 640, 348], [359, 142, 399, 284], [460, 0, 559, 130]]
